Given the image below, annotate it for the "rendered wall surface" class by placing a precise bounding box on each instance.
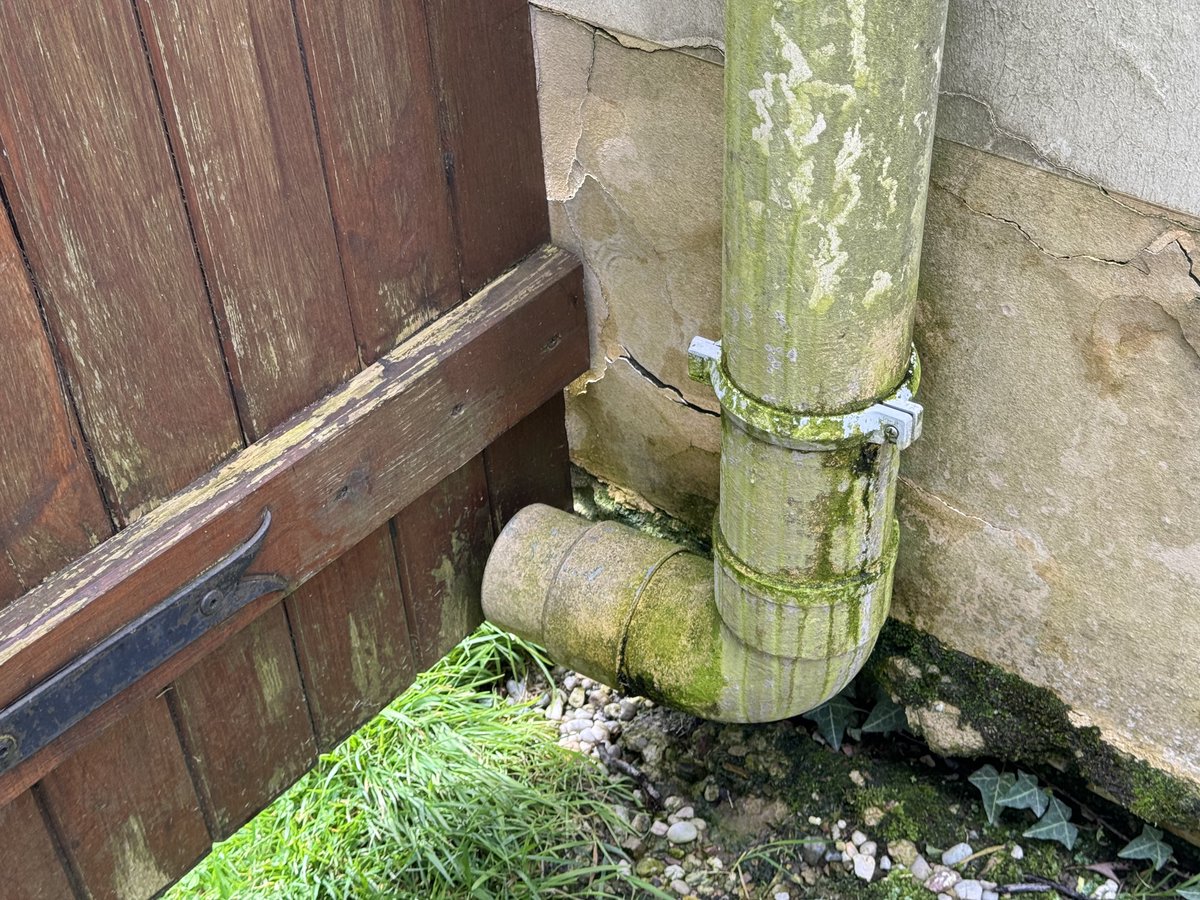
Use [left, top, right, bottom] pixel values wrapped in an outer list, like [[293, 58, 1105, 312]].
[[530, 0, 1200, 810]]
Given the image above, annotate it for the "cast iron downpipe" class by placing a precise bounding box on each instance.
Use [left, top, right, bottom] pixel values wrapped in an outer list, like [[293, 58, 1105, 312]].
[[483, 0, 949, 721]]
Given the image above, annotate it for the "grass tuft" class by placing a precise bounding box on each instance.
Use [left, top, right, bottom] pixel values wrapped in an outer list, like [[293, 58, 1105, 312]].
[[170, 624, 663, 899]]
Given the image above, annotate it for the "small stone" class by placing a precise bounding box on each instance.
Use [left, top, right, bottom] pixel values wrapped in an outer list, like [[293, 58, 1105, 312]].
[[800, 841, 826, 867], [563, 675, 577, 691], [579, 727, 600, 744], [579, 740, 593, 753], [773, 892, 791, 900], [849, 770, 867, 787], [564, 718, 589, 734], [692, 818, 708, 831], [632, 813, 651, 833], [664, 864, 685, 880], [621, 836, 645, 856], [704, 783, 721, 802], [910, 855, 933, 881], [853, 855, 876, 882], [823, 850, 843, 863], [982, 892, 999, 900], [1009, 844, 1024, 861], [665, 795, 685, 813], [651, 821, 669, 837], [879, 855, 891, 871], [926, 866, 960, 893], [727, 743, 748, 757], [942, 843, 973, 867], [863, 805, 885, 827], [1093, 880, 1118, 900], [830, 824, 842, 841], [954, 881, 984, 900], [670, 879, 692, 896], [888, 839, 918, 868], [667, 821, 699, 844], [707, 856, 723, 870], [859, 841, 877, 858], [837, 819, 847, 829], [568, 686, 586, 708], [807, 815, 822, 826], [851, 830, 868, 847], [603, 702, 622, 719], [676, 806, 695, 820], [619, 699, 639, 720], [546, 693, 564, 720]]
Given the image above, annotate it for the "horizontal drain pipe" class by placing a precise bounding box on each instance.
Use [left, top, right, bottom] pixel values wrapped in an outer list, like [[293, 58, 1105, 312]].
[[484, 0, 949, 721]]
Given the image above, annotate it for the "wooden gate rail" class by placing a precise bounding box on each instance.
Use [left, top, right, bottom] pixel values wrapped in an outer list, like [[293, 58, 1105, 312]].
[[0, 246, 585, 807]]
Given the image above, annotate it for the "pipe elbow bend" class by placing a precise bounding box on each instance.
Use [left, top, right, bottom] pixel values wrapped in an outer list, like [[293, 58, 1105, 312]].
[[481, 504, 893, 723]]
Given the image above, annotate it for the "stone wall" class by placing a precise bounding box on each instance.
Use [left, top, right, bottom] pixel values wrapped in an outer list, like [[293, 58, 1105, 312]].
[[530, 0, 1200, 824]]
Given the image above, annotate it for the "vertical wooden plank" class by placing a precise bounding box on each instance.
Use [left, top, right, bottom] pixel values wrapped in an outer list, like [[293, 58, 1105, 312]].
[[423, 0, 550, 291], [0, 208, 111, 608], [135, 0, 359, 837], [0, 3, 239, 893], [40, 700, 210, 900], [0, 791, 77, 900], [394, 457, 495, 670], [0, 0, 243, 523], [170, 609, 314, 836], [139, 0, 359, 439], [293, 0, 462, 363], [288, 531, 416, 750], [483, 393, 573, 531]]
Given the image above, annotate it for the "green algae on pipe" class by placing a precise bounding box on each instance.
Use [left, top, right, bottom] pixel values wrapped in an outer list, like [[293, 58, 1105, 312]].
[[482, 505, 879, 722], [723, 0, 948, 414]]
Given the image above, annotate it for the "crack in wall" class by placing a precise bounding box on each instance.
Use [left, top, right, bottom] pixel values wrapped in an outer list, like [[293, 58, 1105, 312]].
[[931, 177, 1145, 269], [619, 349, 719, 417]]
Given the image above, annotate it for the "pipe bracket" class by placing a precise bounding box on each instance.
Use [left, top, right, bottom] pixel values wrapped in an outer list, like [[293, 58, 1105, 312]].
[[688, 337, 923, 450]]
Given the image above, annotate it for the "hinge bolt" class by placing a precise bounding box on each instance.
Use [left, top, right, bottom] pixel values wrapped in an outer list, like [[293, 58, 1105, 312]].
[[199, 590, 225, 616], [0, 734, 17, 762]]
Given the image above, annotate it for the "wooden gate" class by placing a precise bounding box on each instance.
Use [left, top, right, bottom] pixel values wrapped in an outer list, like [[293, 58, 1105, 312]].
[[0, 2, 585, 897]]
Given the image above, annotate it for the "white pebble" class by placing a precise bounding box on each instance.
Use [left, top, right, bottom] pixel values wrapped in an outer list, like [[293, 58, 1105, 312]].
[[851, 830, 868, 846], [667, 821, 699, 844], [853, 854, 876, 882], [910, 855, 933, 880], [1010, 844, 1024, 860], [651, 821, 669, 837], [671, 879, 691, 895], [942, 843, 973, 867], [954, 880, 983, 900], [664, 864, 685, 879], [859, 841, 877, 857], [879, 855, 891, 871]]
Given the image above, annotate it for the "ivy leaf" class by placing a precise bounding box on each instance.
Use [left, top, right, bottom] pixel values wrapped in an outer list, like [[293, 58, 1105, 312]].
[[999, 771, 1049, 817], [968, 765, 1017, 826], [862, 695, 907, 735], [1176, 889, 1200, 900], [1118, 824, 1172, 871], [1023, 796, 1078, 850], [803, 694, 858, 751]]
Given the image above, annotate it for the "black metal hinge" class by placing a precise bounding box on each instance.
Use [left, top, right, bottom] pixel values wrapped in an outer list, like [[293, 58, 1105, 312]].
[[0, 511, 286, 774]]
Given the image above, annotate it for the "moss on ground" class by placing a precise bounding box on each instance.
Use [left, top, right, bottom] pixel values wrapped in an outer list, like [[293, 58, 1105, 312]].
[[868, 620, 1200, 837]]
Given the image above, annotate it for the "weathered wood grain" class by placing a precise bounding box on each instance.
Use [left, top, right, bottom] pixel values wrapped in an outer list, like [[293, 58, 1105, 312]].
[[0, 790, 77, 900], [288, 529, 415, 750], [483, 392, 574, 531], [424, 0, 550, 291], [0, 210, 111, 609], [171, 607, 315, 837], [0, 0, 243, 522], [395, 458, 494, 670], [0, 246, 585, 804], [294, 0, 462, 363], [139, 0, 360, 439], [39, 698, 210, 900]]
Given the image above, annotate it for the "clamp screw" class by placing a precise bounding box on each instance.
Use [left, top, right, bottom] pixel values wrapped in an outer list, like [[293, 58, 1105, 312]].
[[882, 424, 900, 442], [0, 734, 17, 762]]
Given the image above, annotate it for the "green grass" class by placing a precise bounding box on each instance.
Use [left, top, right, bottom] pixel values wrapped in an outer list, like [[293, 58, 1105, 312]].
[[169, 625, 667, 900]]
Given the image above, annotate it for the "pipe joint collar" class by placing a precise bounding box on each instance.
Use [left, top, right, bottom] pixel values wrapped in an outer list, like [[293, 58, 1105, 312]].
[[712, 519, 900, 659], [688, 337, 923, 450]]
